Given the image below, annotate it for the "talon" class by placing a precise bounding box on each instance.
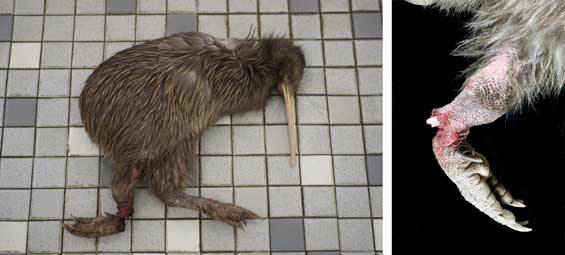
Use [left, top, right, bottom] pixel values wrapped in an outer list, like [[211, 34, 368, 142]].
[[63, 214, 126, 238], [511, 199, 526, 208]]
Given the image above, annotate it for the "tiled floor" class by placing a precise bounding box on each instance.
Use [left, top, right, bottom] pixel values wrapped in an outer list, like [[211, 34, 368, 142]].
[[0, 0, 382, 253]]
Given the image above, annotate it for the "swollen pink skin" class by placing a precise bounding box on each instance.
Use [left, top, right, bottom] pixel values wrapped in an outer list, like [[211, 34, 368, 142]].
[[428, 49, 532, 232]]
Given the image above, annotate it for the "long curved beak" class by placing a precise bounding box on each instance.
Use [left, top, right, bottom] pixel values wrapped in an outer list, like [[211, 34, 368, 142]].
[[281, 81, 297, 167]]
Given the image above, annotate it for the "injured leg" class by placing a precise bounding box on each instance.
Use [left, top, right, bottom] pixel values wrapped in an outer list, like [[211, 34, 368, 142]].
[[163, 193, 259, 228], [427, 48, 531, 232], [64, 162, 142, 238]]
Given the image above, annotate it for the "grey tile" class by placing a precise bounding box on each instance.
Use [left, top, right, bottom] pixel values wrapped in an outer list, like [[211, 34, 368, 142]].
[[105, 41, 134, 60], [355, 40, 381, 65], [41, 42, 73, 67], [201, 126, 231, 155], [326, 68, 357, 95], [198, 0, 227, 12], [325, 40, 355, 66], [71, 69, 93, 97], [132, 220, 165, 251], [201, 187, 233, 206], [201, 156, 232, 186], [298, 125, 331, 154], [229, 14, 259, 38], [339, 219, 374, 251], [267, 156, 300, 185], [292, 14, 321, 39], [294, 41, 323, 66], [233, 126, 265, 154], [297, 96, 328, 124], [77, 0, 106, 14], [98, 220, 131, 252], [328, 96, 361, 124], [6, 69, 37, 97], [97, 188, 115, 214], [358, 67, 381, 95], [370, 186, 382, 217], [167, 0, 196, 13], [0, 189, 30, 219], [0, 15, 13, 41], [265, 96, 287, 124], [2, 128, 35, 156], [136, 15, 166, 40], [304, 219, 339, 250], [0, 157, 33, 188], [265, 125, 294, 154], [259, 0, 287, 12], [44, 16, 74, 41], [233, 109, 263, 124], [270, 218, 305, 251], [99, 158, 114, 187], [46, 0, 75, 14], [30, 188, 64, 219], [0, 0, 14, 14], [298, 67, 325, 95], [12, 16, 43, 41], [64, 188, 97, 219], [67, 157, 99, 187], [234, 155, 266, 185], [201, 220, 235, 251], [62, 226, 96, 252], [199, 14, 227, 38], [33, 157, 66, 188], [39, 69, 70, 96], [321, 0, 349, 12], [236, 219, 270, 251], [137, 0, 166, 13], [364, 125, 381, 154], [229, 0, 256, 12], [269, 186, 302, 217], [167, 188, 199, 218], [167, 14, 197, 35], [0, 70, 5, 96], [69, 98, 82, 126], [367, 155, 382, 185], [235, 187, 267, 217], [133, 188, 166, 218], [289, 0, 318, 12], [4, 98, 36, 126], [260, 14, 288, 37], [107, 0, 136, 14], [36, 98, 69, 126], [336, 187, 371, 217], [330, 126, 364, 154], [0, 42, 8, 68], [28, 221, 62, 253], [333, 156, 367, 185], [352, 0, 379, 11], [72, 42, 104, 68], [74, 15, 105, 41], [303, 186, 337, 217], [35, 127, 68, 156], [309, 252, 341, 255], [353, 13, 381, 38], [322, 14, 352, 39], [106, 15, 135, 41], [361, 96, 381, 124]]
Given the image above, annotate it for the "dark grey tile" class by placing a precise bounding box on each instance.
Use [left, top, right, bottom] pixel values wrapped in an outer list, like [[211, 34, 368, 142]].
[[289, 0, 318, 12], [167, 14, 197, 36], [0, 15, 13, 41], [353, 13, 381, 38], [100, 158, 114, 187], [367, 155, 382, 185], [270, 218, 305, 251], [106, 0, 136, 14], [4, 98, 37, 126]]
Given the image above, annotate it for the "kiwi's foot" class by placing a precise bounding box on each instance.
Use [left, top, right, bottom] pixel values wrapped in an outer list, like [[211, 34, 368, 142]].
[[201, 199, 260, 228], [63, 213, 126, 238]]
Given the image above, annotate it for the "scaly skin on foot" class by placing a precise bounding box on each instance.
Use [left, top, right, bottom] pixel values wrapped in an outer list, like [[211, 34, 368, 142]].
[[427, 49, 532, 232]]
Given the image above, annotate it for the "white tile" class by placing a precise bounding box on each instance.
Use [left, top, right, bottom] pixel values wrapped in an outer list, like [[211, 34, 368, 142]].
[[68, 127, 99, 156], [198, 0, 227, 12], [300, 155, 334, 185], [9, 43, 41, 68], [373, 219, 382, 250], [166, 220, 200, 252], [0, 222, 27, 253]]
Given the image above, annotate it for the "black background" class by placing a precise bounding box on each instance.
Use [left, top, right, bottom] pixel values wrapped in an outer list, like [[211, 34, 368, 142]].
[[393, 1, 565, 254]]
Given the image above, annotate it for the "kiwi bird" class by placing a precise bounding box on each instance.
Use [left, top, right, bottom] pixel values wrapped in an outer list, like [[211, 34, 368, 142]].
[[404, 0, 565, 232], [64, 32, 304, 238]]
